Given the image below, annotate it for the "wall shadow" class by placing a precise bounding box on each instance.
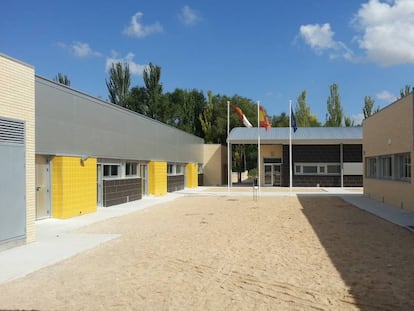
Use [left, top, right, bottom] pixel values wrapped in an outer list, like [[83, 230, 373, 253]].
[[297, 194, 414, 310]]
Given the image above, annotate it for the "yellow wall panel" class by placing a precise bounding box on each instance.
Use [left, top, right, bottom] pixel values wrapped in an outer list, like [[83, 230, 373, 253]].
[[149, 161, 167, 196], [51, 156, 97, 219], [186, 163, 198, 188]]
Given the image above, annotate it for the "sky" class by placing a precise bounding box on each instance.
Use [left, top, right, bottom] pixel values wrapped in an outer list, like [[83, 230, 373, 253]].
[[2, 0, 414, 125]]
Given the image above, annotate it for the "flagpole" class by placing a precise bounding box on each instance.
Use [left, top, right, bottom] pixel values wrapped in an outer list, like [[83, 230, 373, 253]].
[[227, 101, 231, 191], [257, 101, 260, 192], [289, 100, 293, 189]]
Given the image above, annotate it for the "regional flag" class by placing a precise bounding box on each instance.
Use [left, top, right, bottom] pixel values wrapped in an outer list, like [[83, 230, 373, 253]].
[[259, 106, 271, 131], [232, 105, 253, 128], [291, 107, 298, 133]]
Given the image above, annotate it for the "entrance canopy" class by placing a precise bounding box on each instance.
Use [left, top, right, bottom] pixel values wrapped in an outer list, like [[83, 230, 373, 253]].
[[227, 127, 362, 145]]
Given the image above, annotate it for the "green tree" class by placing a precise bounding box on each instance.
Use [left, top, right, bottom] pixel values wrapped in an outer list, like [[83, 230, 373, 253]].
[[271, 113, 289, 127], [125, 86, 148, 114], [295, 90, 311, 127], [54, 73, 70, 86], [344, 116, 354, 127], [325, 83, 343, 127], [106, 62, 131, 107], [363, 95, 380, 119], [399, 85, 411, 98], [199, 91, 214, 143], [143, 62, 163, 120]]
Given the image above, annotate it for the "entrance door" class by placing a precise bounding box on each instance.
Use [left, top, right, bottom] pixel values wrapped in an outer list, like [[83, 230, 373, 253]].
[[97, 164, 103, 207], [264, 164, 272, 186], [272, 164, 281, 186], [35, 155, 51, 219], [141, 164, 148, 195], [0, 118, 26, 243], [264, 164, 281, 186]]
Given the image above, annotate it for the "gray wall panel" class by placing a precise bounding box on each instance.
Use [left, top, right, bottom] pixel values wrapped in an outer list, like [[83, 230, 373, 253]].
[[35, 77, 204, 163]]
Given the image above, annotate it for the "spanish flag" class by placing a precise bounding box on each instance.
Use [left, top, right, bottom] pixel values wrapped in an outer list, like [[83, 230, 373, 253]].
[[232, 105, 253, 128], [259, 106, 271, 131]]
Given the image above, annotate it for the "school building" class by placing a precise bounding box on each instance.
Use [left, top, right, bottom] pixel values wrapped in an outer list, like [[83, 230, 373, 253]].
[[228, 127, 363, 187], [1, 53, 378, 250]]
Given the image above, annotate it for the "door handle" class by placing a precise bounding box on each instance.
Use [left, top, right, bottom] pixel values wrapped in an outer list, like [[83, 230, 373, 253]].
[[36, 186, 41, 191]]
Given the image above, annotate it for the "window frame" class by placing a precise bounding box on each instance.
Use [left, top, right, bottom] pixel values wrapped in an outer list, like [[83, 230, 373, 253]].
[[294, 163, 341, 176]]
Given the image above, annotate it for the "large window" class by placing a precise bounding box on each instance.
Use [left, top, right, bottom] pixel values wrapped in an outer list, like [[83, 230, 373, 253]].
[[103, 164, 120, 178], [125, 162, 139, 177], [366, 157, 377, 178], [167, 163, 185, 176], [380, 156, 392, 179], [295, 163, 341, 176], [396, 153, 411, 181]]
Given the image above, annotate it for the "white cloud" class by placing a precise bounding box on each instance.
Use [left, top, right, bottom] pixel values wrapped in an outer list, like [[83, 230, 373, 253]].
[[57, 41, 102, 58], [299, 23, 354, 60], [178, 5, 202, 26], [376, 90, 397, 102], [105, 52, 147, 76], [352, 0, 414, 66], [123, 12, 163, 38], [71, 41, 102, 58]]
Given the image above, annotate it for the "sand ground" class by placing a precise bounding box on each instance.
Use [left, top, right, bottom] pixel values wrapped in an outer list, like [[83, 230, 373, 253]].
[[1, 195, 413, 310]]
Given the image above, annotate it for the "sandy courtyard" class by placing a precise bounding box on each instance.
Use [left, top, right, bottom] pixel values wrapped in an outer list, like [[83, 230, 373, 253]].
[[1, 195, 414, 310]]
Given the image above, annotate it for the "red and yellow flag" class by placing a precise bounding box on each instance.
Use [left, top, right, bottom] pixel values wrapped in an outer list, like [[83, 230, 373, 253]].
[[259, 106, 271, 131]]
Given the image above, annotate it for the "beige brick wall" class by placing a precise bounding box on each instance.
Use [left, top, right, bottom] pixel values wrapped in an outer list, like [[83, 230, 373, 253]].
[[203, 144, 227, 186], [0, 54, 35, 242], [363, 94, 414, 211]]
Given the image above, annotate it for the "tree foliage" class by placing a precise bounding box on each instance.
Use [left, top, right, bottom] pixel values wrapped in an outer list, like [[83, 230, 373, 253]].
[[54, 73, 70, 86], [363, 95, 380, 119], [106, 62, 131, 107], [325, 83, 343, 127], [400, 85, 411, 98], [143, 62, 163, 120]]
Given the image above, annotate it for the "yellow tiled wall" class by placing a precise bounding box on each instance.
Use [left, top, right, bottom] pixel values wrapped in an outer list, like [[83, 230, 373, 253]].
[[0, 55, 35, 243], [186, 163, 198, 188], [51, 156, 97, 219], [148, 161, 167, 196]]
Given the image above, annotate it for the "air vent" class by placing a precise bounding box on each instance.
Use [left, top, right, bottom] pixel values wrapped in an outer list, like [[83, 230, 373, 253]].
[[0, 118, 25, 145]]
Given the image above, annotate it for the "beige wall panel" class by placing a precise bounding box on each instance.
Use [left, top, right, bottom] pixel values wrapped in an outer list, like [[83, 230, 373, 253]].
[[203, 144, 227, 186], [0, 54, 35, 243], [363, 95, 413, 157], [364, 177, 414, 211]]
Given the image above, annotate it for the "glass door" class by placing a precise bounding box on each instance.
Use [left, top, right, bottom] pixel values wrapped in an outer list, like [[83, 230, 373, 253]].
[[264, 164, 272, 186], [272, 164, 281, 186]]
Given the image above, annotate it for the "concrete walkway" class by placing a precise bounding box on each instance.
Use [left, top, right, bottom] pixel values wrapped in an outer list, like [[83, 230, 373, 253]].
[[1, 187, 413, 285]]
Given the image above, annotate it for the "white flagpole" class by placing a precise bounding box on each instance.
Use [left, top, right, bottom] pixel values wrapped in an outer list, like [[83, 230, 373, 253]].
[[257, 101, 261, 192], [227, 101, 231, 191], [289, 100, 293, 189]]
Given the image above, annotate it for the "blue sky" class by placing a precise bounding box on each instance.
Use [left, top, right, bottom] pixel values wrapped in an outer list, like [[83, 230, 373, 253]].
[[2, 0, 414, 124]]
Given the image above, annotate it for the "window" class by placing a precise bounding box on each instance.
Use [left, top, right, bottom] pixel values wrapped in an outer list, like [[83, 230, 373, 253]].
[[176, 165, 184, 175], [294, 163, 341, 176], [167, 163, 185, 176], [303, 165, 317, 174], [366, 157, 377, 178], [327, 164, 341, 174], [167, 164, 175, 175], [103, 164, 119, 178], [380, 156, 392, 178], [396, 153, 411, 181], [126, 162, 138, 177]]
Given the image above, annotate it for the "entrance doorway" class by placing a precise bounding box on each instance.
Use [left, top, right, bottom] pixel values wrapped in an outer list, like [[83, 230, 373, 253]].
[[97, 164, 103, 207], [264, 163, 282, 186], [141, 164, 148, 196], [35, 155, 51, 219]]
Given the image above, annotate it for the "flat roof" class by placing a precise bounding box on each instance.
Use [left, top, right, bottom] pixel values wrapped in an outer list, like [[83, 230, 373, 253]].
[[228, 127, 362, 145]]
